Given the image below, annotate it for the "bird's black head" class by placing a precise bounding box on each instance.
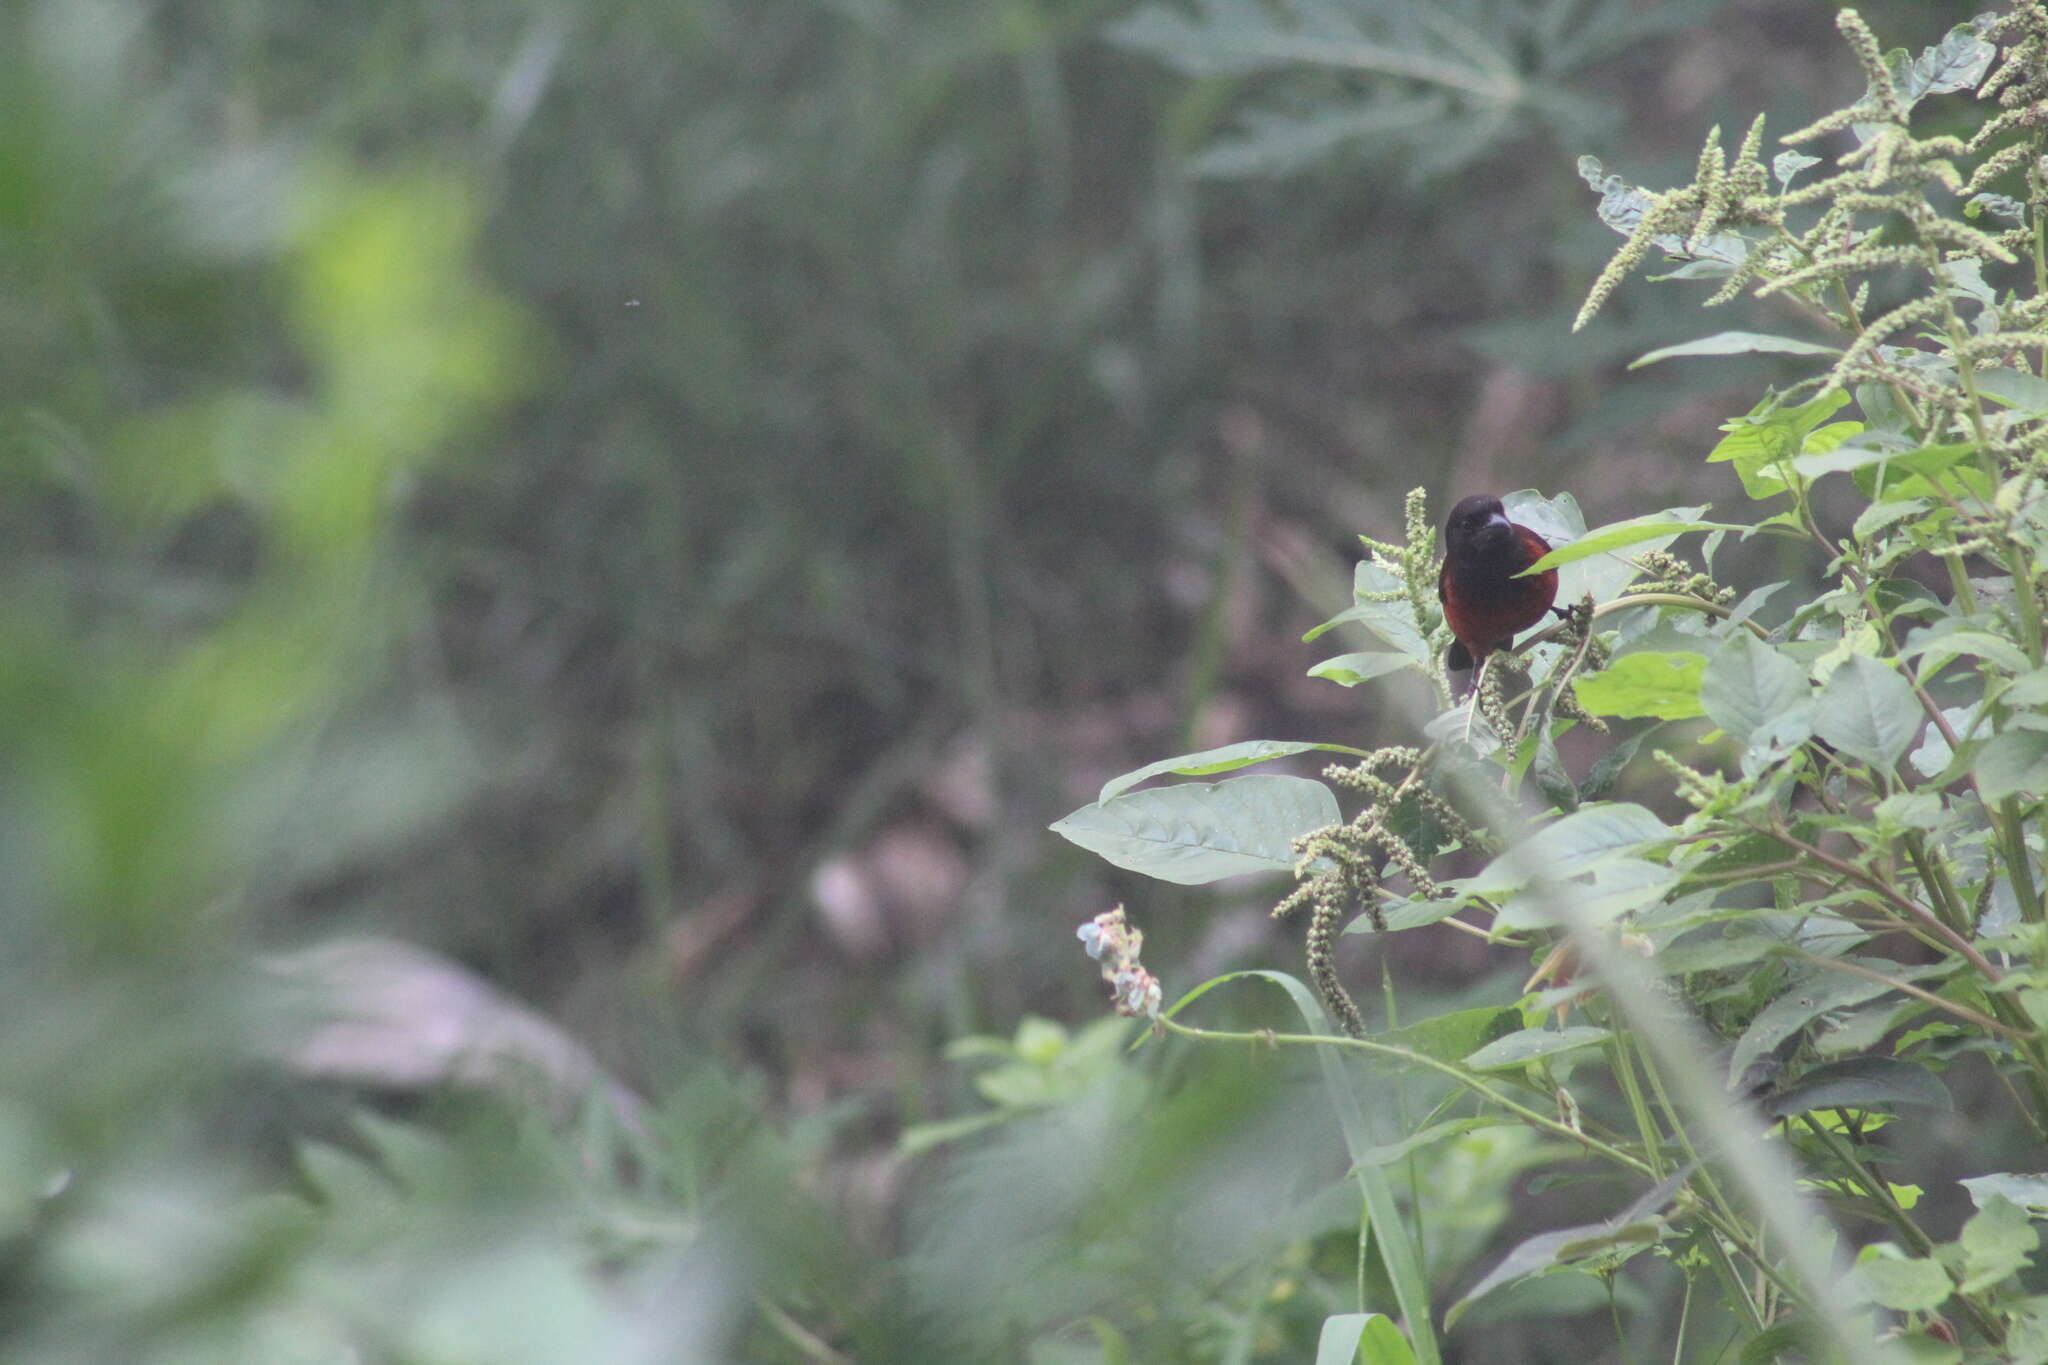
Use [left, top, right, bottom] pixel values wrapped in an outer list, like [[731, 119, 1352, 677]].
[[1444, 494, 1512, 553]]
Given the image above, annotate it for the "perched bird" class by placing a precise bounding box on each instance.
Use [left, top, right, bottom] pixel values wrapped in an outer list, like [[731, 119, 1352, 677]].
[[1437, 494, 1561, 674]]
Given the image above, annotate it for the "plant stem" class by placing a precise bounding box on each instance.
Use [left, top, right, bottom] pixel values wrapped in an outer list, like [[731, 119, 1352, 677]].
[[1156, 1016, 1656, 1177]]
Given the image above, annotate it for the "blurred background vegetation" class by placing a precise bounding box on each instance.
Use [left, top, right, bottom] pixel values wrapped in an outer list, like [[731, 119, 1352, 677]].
[[0, 0, 1997, 1360]]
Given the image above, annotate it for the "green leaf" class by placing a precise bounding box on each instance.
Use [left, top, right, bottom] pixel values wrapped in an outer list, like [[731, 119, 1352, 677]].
[[1573, 651, 1706, 719], [1220, 970, 1442, 1365], [1083, 1315, 1136, 1365], [1317, 1313, 1416, 1365], [1447, 1168, 1689, 1328], [1379, 1007, 1522, 1069], [1707, 390, 1849, 500], [1051, 774, 1339, 884], [1348, 1118, 1510, 1168], [1506, 489, 1699, 607], [1760, 1057, 1953, 1119], [1974, 731, 2048, 802], [1973, 367, 2048, 415], [1731, 961, 1939, 1086], [1957, 1196, 2038, 1293], [1853, 441, 1981, 505], [1311, 651, 1417, 687], [1629, 331, 1839, 368], [1773, 151, 1820, 188], [897, 1110, 1012, 1155], [1468, 802, 1672, 895], [1701, 633, 1812, 744], [1464, 1026, 1610, 1070], [1960, 1173, 2048, 1213], [1513, 858, 1678, 931], [1855, 1245, 1953, 1314], [1738, 1324, 1811, 1365], [1579, 721, 1659, 802], [1192, 100, 1451, 179], [1521, 510, 1746, 573], [1812, 655, 1920, 767], [1098, 739, 1363, 804], [1305, 601, 1433, 663], [1530, 725, 1577, 813], [1901, 618, 2032, 677], [1894, 21, 1997, 105]]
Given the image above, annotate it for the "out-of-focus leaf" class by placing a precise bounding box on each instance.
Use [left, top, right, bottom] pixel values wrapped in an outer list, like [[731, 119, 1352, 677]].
[[1446, 1166, 1691, 1327], [1311, 651, 1418, 687], [1960, 1173, 2048, 1212], [1855, 1245, 1953, 1313], [1464, 1027, 1610, 1070], [1730, 962, 1943, 1087], [1629, 331, 1838, 368], [1316, 1312, 1416, 1365], [1761, 1057, 1953, 1119], [1957, 1195, 2036, 1293], [1468, 802, 1671, 895]]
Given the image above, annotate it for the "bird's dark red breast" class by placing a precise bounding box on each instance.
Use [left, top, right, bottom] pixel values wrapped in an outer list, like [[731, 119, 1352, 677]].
[[1437, 494, 1560, 672]]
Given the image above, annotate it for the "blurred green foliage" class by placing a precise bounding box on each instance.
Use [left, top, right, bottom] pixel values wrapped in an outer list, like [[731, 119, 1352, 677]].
[[0, 0, 1993, 1358]]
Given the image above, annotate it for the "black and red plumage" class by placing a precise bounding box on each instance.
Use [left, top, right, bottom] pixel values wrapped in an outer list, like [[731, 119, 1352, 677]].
[[1437, 494, 1561, 673]]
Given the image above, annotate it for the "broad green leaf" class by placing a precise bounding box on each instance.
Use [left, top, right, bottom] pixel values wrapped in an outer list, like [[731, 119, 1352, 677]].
[[1901, 618, 2032, 677], [1760, 1057, 1953, 1119], [1464, 1026, 1610, 1070], [1909, 703, 1986, 779], [1496, 858, 1676, 931], [1468, 802, 1672, 895], [1521, 510, 1746, 573], [1873, 791, 1948, 832], [1311, 651, 1416, 687], [1960, 1173, 2048, 1213], [1773, 151, 1820, 187], [1098, 739, 1363, 804], [1529, 724, 1577, 813], [1051, 774, 1339, 884], [1738, 1325, 1809, 1365], [1348, 1118, 1511, 1168], [1573, 651, 1706, 719], [1730, 960, 1939, 1086], [1974, 731, 2048, 802], [1316, 1313, 1416, 1365], [1378, 1007, 1522, 1069], [1305, 601, 1432, 663], [1812, 655, 1920, 767], [1446, 1167, 1689, 1328], [1894, 21, 1997, 105], [1855, 1246, 1953, 1314], [1504, 490, 1687, 606], [1974, 367, 2048, 415], [1701, 633, 1811, 744], [1580, 721, 1659, 801], [1957, 1196, 2037, 1293], [1708, 390, 1849, 500], [1629, 331, 1838, 369], [1853, 441, 1981, 505]]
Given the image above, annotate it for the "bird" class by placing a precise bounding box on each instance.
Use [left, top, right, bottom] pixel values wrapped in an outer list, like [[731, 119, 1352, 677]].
[[1437, 494, 1562, 675]]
